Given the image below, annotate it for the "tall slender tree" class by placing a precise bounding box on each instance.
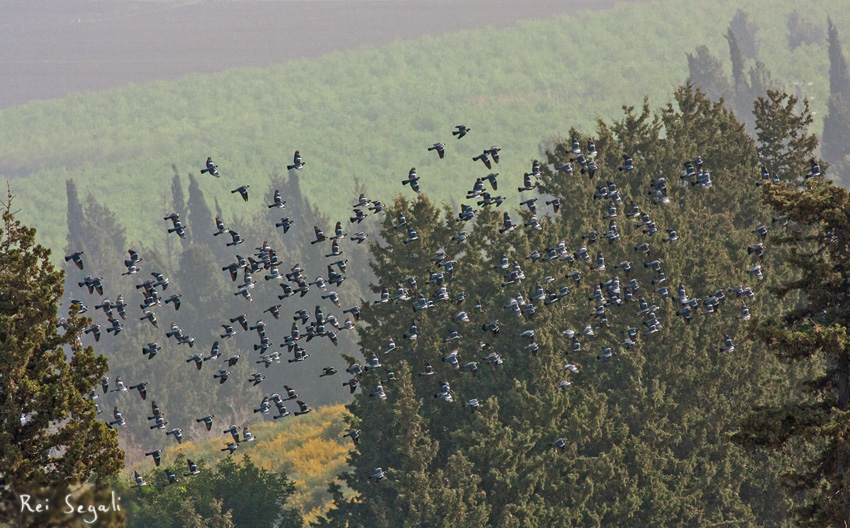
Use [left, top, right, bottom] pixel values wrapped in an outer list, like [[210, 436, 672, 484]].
[[822, 19, 850, 170]]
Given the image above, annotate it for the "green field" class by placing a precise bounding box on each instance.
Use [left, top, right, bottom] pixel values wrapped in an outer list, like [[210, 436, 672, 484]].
[[0, 0, 843, 259]]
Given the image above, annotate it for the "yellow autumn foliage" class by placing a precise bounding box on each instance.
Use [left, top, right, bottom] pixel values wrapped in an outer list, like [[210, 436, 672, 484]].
[[126, 403, 354, 524]]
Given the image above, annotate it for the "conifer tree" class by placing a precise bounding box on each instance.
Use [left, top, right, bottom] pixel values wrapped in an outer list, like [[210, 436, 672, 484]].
[[729, 9, 759, 60], [686, 46, 730, 102], [753, 90, 819, 177], [186, 172, 215, 243], [822, 19, 850, 170], [66, 179, 86, 250], [171, 168, 188, 248], [0, 187, 122, 523], [319, 86, 797, 526], [732, 87, 850, 526], [727, 28, 750, 102]]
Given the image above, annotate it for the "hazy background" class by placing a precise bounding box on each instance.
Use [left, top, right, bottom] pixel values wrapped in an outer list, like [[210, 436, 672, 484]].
[[0, 0, 641, 109]]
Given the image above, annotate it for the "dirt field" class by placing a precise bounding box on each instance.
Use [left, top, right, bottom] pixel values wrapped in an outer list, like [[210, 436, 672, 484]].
[[0, 0, 642, 109]]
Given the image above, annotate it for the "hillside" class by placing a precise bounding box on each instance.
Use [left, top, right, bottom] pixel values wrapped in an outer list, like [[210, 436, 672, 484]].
[[0, 0, 639, 109], [0, 0, 845, 259]]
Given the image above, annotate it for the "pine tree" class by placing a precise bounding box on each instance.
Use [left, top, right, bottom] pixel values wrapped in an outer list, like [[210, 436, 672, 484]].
[[0, 187, 123, 524], [121, 454, 302, 528], [731, 89, 850, 526], [827, 18, 850, 99]]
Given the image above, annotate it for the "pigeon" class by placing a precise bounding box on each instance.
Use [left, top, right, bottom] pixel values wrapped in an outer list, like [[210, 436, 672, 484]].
[[343, 429, 361, 446], [294, 400, 311, 416], [164, 294, 181, 310], [287, 150, 305, 171], [428, 143, 446, 158], [452, 125, 470, 139], [145, 449, 162, 467], [165, 428, 183, 445], [276, 217, 294, 233], [184, 459, 201, 477], [132, 470, 147, 488], [231, 185, 250, 202], [472, 150, 492, 169], [64, 251, 84, 270], [369, 467, 387, 481], [200, 157, 219, 177], [805, 158, 821, 179], [84, 324, 102, 342], [213, 216, 228, 236], [268, 189, 286, 209], [196, 414, 215, 431], [142, 343, 160, 360], [129, 382, 148, 400], [401, 168, 421, 193]]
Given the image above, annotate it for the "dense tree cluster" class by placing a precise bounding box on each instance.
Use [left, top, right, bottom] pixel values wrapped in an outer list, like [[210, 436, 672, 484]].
[[314, 86, 819, 526]]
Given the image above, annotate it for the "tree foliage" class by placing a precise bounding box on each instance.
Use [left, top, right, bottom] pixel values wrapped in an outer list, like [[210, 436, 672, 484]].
[[316, 85, 799, 526], [119, 454, 302, 528], [732, 89, 850, 525], [822, 19, 850, 172], [0, 187, 123, 524]]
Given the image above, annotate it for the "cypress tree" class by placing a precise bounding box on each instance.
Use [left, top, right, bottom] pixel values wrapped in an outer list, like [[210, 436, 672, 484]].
[[65, 178, 86, 250], [186, 172, 215, 241], [823, 19, 850, 168], [171, 167, 188, 247], [727, 28, 752, 118], [729, 9, 759, 60], [686, 46, 730, 102]]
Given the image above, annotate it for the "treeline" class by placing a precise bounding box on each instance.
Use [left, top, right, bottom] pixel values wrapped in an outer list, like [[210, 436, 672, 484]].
[[0, 0, 846, 257], [62, 166, 373, 467]]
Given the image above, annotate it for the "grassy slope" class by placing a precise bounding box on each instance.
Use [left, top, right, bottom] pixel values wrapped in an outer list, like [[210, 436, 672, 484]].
[[126, 403, 351, 524], [0, 0, 843, 258]]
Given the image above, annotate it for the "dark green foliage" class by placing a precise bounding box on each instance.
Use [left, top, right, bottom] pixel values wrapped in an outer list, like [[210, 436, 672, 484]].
[[317, 86, 798, 526], [0, 188, 123, 524], [119, 454, 302, 528], [733, 180, 850, 524], [733, 89, 850, 525], [753, 90, 819, 177]]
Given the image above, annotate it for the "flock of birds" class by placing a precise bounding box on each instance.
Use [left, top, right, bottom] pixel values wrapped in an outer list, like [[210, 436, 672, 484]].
[[58, 123, 823, 487]]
